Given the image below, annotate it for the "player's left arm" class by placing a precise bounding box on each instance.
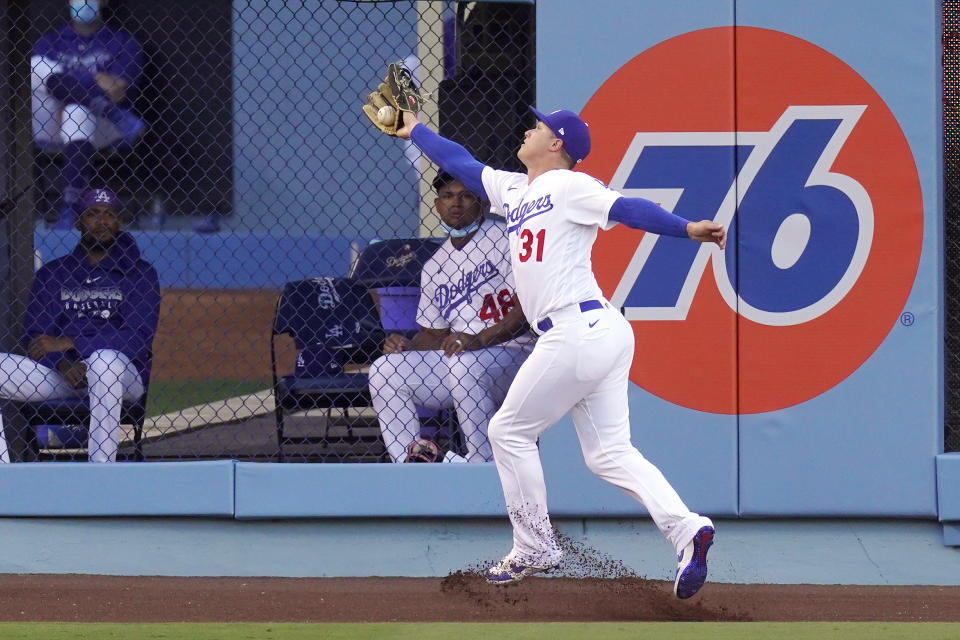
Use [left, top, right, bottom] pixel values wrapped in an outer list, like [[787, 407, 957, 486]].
[[96, 32, 143, 104], [609, 197, 726, 249], [397, 111, 488, 199], [441, 302, 529, 357]]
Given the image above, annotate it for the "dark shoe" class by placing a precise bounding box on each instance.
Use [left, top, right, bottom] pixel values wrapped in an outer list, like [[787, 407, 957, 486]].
[[674, 525, 715, 599]]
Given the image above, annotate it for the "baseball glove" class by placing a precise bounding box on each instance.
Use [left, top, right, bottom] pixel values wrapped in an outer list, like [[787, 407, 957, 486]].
[[404, 438, 441, 463], [362, 61, 425, 136]]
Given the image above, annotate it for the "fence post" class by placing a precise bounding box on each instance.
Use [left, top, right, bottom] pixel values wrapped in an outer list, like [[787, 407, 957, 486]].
[[0, 0, 36, 353]]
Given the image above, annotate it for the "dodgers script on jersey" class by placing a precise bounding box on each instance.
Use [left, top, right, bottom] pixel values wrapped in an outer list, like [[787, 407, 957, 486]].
[[481, 167, 621, 327], [61, 281, 122, 320], [418, 217, 531, 346]]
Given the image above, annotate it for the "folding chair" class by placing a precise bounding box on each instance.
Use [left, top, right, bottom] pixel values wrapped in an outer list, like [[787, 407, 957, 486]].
[[271, 277, 384, 462], [9, 363, 151, 462], [349, 238, 443, 338], [273, 239, 459, 462]]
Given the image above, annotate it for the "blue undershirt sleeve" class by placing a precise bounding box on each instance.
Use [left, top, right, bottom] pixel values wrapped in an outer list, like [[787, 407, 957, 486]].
[[409, 124, 488, 199], [608, 196, 690, 238]]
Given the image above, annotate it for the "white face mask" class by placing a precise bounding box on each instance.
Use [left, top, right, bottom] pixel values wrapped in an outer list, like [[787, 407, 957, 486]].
[[70, 0, 100, 25]]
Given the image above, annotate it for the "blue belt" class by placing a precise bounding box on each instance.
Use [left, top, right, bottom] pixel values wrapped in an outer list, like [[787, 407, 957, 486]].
[[536, 300, 604, 334]]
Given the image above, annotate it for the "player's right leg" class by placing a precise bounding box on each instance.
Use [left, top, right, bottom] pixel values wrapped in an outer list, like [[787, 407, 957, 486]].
[[368, 350, 453, 463], [30, 56, 64, 149], [84, 349, 145, 463], [30, 56, 82, 229], [486, 327, 590, 577], [0, 352, 81, 463], [55, 105, 99, 229]]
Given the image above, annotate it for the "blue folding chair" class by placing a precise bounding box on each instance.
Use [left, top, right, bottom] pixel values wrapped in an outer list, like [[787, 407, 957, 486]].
[[271, 277, 384, 462], [272, 239, 459, 462]]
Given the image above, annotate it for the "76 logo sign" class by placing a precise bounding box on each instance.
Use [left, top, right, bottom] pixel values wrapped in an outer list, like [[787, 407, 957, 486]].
[[608, 105, 873, 327]]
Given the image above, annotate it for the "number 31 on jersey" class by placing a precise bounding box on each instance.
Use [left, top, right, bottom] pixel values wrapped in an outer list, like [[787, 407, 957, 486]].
[[518, 228, 545, 262]]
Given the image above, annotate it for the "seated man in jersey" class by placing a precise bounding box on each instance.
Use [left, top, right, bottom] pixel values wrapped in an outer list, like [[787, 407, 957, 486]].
[[369, 172, 533, 463], [0, 188, 160, 463]]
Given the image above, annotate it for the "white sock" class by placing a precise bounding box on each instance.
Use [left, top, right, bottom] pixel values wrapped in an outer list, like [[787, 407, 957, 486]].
[[443, 451, 468, 463]]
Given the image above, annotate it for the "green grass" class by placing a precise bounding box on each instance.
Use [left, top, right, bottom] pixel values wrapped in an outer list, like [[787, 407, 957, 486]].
[[0, 623, 958, 640], [145, 378, 271, 418]]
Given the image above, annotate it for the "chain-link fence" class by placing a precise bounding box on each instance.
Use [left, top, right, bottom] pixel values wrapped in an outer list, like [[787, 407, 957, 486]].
[[0, 0, 535, 463], [8, 1, 949, 464], [946, 0, 960, 452]]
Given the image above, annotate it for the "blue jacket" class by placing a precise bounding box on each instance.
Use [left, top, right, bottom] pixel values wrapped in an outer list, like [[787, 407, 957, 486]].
[[23, 232, 160, 384], [34, 23, 143, 92]]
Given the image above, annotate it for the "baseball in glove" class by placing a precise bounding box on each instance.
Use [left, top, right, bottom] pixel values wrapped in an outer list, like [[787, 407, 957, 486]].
[[362, 61, 425, 136], [404, 438, 441, 463]]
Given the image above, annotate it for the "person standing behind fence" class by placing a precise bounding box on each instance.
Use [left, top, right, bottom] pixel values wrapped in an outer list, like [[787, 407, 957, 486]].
[[31, 0, 145, 229], [368, 172, 534, 463], [0, 188, 159, 463]]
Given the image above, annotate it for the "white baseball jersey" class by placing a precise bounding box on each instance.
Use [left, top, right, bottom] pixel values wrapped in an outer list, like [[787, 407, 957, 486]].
[[417, 217, 532, 347], [481, 167, 621, 327], [372, 215, 532, 463]]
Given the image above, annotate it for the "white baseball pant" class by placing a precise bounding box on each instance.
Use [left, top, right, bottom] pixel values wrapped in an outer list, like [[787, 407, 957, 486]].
[[31, 55, 122, 150], [0, 349, 145, 463], [487, 301, 713, 566], [369, 346, 529, 462]]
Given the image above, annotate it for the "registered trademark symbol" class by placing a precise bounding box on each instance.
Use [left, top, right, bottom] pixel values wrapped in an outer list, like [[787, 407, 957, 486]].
[[900, 312, 915, 326]]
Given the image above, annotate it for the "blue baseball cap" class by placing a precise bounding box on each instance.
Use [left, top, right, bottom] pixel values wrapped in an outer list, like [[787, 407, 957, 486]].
[[528, 106, 591, 164], [82, 188, 120, 210]]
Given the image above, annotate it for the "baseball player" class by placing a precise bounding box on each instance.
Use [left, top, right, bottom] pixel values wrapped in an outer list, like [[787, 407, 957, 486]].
[[393, 108, 725, 597], [368, 172, 534, 463], [32, 0, 144, 229], [0, 188, 159, 463]]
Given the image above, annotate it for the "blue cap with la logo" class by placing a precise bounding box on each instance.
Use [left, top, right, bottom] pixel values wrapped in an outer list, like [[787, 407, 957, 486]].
[[82, 188, 120, 210]]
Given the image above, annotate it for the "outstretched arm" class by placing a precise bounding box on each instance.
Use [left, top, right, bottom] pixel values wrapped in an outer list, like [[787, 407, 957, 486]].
[[609, 197, 726, 249], [686, 219, 727, 248], [396, 111, 488, 199]]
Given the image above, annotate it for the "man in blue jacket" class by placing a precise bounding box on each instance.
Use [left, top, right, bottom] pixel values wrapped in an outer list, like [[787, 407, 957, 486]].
[[32, 0, 145, 228], [0, 188, 160, 463]]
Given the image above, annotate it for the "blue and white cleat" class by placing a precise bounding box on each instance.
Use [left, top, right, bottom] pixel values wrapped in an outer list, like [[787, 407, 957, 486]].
[[674, 525, 715, 599], [484, 556, 557, 585]]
